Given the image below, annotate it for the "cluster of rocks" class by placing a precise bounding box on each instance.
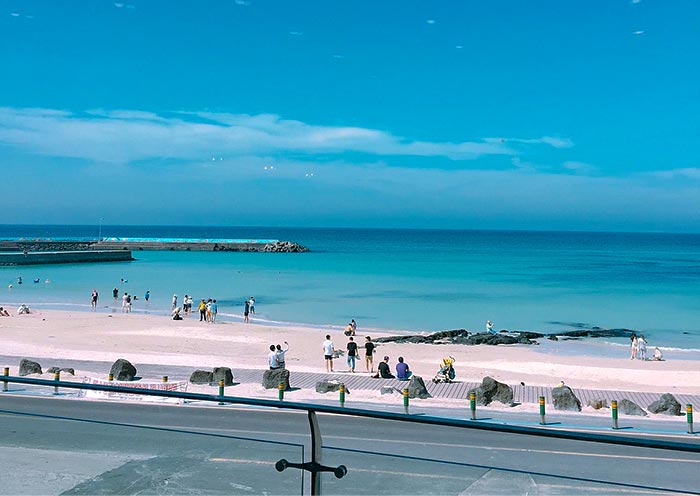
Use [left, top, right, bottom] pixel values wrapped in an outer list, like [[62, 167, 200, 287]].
[[19, 358, 75, 377], [260, 241, 308, 253], [10, 241, 94, 252], [374, 330, 538, 346], [560, 387, 683, 416], [189, 367, 235, 386]]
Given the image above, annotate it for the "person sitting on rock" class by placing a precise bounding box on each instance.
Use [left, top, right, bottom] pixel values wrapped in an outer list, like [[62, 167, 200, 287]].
[[373, 356, 394, 379], [395, 356, 412, 380]]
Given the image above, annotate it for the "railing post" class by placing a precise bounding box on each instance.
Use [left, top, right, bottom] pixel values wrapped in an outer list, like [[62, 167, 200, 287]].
[[278, 382, 285, 401], [108, 373, 114, 381], [612, 400, 619, 430], [162, 375, 168, 383], [469, 391, 477, 420], [53, 371, 60, 395], [3, 367, 9, 392], [687, 404, 694, 434], [339, 383, 345, 407], [308, 411, 323, 496], [539, 396, 546, 425], [403, 388, 409, 414], [218, 379, 225, 405]]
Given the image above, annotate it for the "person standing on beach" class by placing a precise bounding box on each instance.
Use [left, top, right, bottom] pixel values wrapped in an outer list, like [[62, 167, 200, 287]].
[[206, 299, 213, 322], [113, 287, 119, 300], [365, 336, 375, 373], [198, 299, 207, 321], [210, 299, 218, 323], [122, 292, 129, 313], [172, 294, 178, 311], [249, 297, 255, 315], [346, 336, 358, 373], [322, 334, 335, 372], [91, 289, 98, 311], [144, 290, 150, 302], [637, 334, 648, 360], [244, 299, 250, 323], [630, 333, 638, 360]]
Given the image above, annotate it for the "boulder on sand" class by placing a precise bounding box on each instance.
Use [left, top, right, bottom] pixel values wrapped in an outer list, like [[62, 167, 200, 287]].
[[263, 368, 291, 390], [587, 399, 609, 410], [648, 393, 682, 416], [468, 376, 514, 406], [109, 358, 137, 381], [212, 367, 234, 386], [552, 385, 581, 411], [189, 370, 214, 385], [47, 367, 75, 376], [406, 376, 431, 399], [316, 380, 349, 394], [618, 399, 648, 416], [19, 359, 42, 376]]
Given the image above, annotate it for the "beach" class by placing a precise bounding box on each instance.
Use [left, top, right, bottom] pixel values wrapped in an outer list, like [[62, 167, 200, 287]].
[[2, 308, 699, 405]]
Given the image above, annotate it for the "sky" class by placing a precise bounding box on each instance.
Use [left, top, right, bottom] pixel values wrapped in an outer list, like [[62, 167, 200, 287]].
[[0, 0, 699, 231]]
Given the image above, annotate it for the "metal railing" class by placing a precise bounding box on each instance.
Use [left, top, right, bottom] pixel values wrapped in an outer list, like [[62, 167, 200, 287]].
[[2, 374, 700, 495]]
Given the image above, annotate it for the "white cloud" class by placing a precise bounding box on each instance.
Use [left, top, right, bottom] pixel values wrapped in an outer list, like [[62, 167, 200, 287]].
[[634, 30, 645, 35], [0, 107, 574, 164], [650, 168, 700, 180], [562, 160, 598, 175]]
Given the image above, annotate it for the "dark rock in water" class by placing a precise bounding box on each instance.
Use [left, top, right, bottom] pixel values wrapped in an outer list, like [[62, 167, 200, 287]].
[[515, 331, 545, 340], [47, 367, 75, 376], [374, 329, 538, 346], [213, 367, 234, 386], [468, 377, 514, 406], [110, 358, 137, 381], [587, 399, 609, 410], [189, 370, 214, 384], [558, 328, 635, 339], [547, 335, 559, 341], [263, 368, 291, 390], [19, 359, 42, 376], [316, 380, 349, 394], [648, 393, 682, 416], [406, 376, 431, 399], [552, 385, 581, 411], [466, 333, 519, 345], [619, 399, 647, 416], [380, 386, 396, 395]]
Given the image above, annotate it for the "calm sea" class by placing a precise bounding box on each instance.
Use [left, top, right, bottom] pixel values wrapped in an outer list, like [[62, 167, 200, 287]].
[[1, 225, 699, 354]]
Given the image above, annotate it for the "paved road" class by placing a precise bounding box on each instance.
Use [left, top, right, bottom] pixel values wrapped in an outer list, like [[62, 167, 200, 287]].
[[0, 395, 699, 495]]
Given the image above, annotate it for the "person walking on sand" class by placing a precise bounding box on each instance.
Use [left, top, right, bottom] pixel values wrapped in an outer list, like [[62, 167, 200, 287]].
[[346, 336, 358, 373], [364, 336, 375, 373], [244, 299, 250, 323], [276, 342, 289, 369], [322, 334, 335, 372], [630, 333, 638, 360], [91, 289, 98, 311], [637, 334, 648, 360]]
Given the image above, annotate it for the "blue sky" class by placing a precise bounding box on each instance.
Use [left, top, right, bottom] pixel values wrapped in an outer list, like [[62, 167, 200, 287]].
[[1, 0, 699, 231]]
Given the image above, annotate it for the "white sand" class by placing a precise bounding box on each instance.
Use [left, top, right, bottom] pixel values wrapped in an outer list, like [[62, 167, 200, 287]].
[[2, 308, 698, 399]]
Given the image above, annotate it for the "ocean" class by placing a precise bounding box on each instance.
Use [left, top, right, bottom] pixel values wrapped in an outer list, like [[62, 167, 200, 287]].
[[1, 225, 699, 356]]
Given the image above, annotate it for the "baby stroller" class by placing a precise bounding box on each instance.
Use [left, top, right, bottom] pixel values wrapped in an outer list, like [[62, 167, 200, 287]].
[[432, 356, 456, 383]]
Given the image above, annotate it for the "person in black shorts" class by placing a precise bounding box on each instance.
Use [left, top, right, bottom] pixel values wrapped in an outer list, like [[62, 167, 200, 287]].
[[373, 356, 394, 379], [364, 336, 375, 373]]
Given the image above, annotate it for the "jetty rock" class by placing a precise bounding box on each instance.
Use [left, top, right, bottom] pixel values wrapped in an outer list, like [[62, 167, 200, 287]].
[[552, 385, 582, 411], [110, 358, 137, 381], [618, 399, 648, 416], [263, 368, 291, 390], [468, 376, 514, 406], [19, 359, 42, 376], [374, 329, 539, 346], [648, 393, 682, 416], [260, 241, 308, 253]]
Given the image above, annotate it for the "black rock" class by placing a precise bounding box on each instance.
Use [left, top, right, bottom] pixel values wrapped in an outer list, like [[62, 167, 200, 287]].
[[546, 335, 559, 341], [468, 376, 514, 406], [316, 380, 349, 394], [109, 358, 137, 381], [212, 367, 234, 386], [380, 386, 395, 395], [648, 393, 682, 416], [47, 367, 75, 376], [189, 370, 214, 384], [466, 333, 519, 345], [406, 376, 431, 399], [618, 399, 648, 416], [263, 368, 291, 390], [19, 359, 42, 376], [552, 385, 581, 411]]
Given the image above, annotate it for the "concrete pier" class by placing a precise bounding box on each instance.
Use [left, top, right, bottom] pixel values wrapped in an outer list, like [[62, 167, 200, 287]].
[[0, 250, 133, 266]]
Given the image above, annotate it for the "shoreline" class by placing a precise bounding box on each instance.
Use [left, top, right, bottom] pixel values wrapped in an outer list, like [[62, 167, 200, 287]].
[[1, 306, 699, 397]]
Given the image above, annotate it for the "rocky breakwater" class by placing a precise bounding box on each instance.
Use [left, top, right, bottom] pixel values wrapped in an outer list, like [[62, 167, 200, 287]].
[[374, 329, 540, 346], [261, 241, 308, 253]]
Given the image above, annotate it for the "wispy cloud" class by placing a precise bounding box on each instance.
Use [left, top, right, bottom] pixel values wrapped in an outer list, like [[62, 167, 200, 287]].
[[0, 107, 568, 164], [485, 136, 574, 149], [562, 160, 598, 175], [650, 167, 700, 180]]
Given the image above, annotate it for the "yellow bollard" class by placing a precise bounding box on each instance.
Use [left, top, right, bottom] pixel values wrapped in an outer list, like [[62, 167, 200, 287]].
[[611, 400, 619, 429], [218, 379, 225, 405], [403, 388, 409, 414], [3, 366, 9, 392], [539, 396, 546, 425], [469, 391, 477, 420], [687, 404, 694, 434], [162, 375, 168, 383], [54, 371, 60, 395], [278, 382, 285, 401], [339, 383, 346, 407], [108, 373, 114, 381]]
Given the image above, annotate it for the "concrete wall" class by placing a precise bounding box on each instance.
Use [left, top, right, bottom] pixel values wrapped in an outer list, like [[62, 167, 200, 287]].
[[0, 250, 133, 266]]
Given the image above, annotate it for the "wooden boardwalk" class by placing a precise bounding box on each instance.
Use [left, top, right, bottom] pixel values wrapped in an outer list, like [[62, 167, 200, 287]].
[[234, 368, 700, 408]]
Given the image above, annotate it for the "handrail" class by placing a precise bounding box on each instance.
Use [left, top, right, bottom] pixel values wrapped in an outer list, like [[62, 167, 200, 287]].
[[3, 375, 700, 454]]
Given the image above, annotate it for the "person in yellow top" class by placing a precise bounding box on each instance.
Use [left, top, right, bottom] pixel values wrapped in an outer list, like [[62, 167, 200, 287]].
[[198, 299, 207, 322]]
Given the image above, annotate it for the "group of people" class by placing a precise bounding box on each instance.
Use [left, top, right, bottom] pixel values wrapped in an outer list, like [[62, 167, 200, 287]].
[[0, 306, 13, 316], [319, 334, 411, 380], [243, 296, 255, 323], [630, 333, 663, 361], [268, 341, 289, 369], [372, 356, 412, 380]]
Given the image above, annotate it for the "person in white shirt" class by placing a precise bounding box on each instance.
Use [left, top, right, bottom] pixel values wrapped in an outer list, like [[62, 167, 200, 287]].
[[275, 342, 289, 369], [268, 345, 279, 370], [322, 335, 335, 372], [486, 320, 494, 334]]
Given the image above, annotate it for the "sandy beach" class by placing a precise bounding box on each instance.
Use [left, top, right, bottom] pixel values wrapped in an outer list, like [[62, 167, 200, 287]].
[[2, 307, 699, 402]]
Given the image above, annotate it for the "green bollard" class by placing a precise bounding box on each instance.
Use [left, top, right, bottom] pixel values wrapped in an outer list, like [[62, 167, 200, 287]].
[[469, 391, 477, 420], [108, 373, 114, 381], [218, 379, 225, 405], [687, 404, 694, 434], [611, 400, 619, 429], [403, 388, 409, 414], [539, 396, 546, 425], [2, 367, 8, 393], [339, 383, 346, 407], [278, 382, 285, 401], [53, 371, 60, 395]]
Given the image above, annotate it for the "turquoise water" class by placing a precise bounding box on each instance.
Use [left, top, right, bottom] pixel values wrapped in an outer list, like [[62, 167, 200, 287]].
[[1, 226, 699, 353]]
